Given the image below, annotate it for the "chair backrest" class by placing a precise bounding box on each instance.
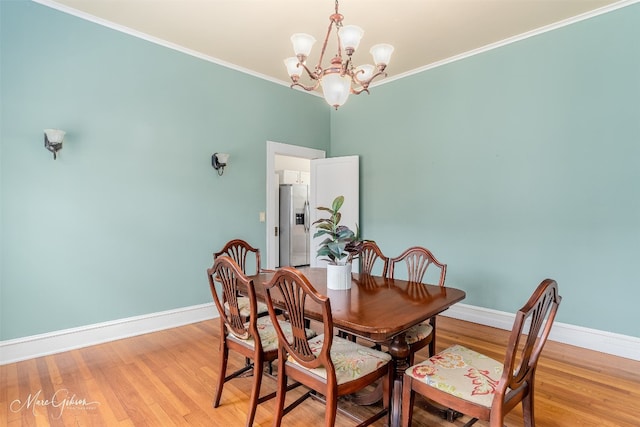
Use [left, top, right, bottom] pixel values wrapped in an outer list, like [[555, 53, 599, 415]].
[[214, 239, 261, 275], [264, 267, 333, 371], [358, 240, 389, 277], [497, 278, 561, 404], [389, 246, 447, 286], [207, 255, 258, 341]]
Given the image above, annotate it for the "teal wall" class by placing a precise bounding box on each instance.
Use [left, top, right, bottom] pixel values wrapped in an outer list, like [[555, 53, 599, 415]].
[[2, 1, 639, 342], [0, 1, 330, 340], [331, 4, 640, 336]]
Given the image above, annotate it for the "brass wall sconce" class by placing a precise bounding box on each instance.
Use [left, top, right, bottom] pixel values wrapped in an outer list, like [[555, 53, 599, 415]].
[[212, 152, 230, 176], [44, 129, 66, 159]]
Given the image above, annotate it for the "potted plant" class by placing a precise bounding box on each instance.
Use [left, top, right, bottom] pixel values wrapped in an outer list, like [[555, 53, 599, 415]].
[[313, 195, 362, 289]]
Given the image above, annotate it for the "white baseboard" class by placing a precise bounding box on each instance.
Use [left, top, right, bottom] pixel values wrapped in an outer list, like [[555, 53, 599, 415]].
[[2, 302, 638, 364], [442, 303, 640, 361], [0, 303, 217, 365]]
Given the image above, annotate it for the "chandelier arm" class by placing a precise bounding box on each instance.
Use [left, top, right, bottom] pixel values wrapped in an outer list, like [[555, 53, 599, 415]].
[[358, 70, 388, 88], [290, 81, 321, 92], [298, 61, 321, 81], [351, 87, 370, 96], [349, 69, 388, 96]]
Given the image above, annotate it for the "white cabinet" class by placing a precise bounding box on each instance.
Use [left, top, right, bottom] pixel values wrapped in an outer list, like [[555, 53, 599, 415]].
[[277, 170, 310, 185], [299, 171, 310, 184]]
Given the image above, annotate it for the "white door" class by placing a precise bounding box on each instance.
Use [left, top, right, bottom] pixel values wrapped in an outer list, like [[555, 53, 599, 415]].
[[310, 155, 359, 272]]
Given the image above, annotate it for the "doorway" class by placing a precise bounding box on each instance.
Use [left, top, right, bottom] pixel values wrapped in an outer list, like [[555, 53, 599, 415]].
[[266, 141, 325, 269]]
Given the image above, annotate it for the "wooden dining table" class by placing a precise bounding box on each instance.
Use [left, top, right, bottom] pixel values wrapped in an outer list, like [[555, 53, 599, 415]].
[[246, 266, 466, 427]]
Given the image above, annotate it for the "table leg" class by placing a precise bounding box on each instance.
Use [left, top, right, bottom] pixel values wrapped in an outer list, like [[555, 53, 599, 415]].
[[387, 333, 410, 427]]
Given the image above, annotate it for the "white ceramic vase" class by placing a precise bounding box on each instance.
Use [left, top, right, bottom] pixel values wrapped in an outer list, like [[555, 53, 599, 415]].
[[326, 263, 352, 290]]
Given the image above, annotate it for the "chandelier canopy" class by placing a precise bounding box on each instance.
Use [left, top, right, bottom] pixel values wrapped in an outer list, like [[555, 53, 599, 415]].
[[283, 0, 394, 109]]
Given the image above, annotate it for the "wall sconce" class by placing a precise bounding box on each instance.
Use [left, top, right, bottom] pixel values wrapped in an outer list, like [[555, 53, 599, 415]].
[[212, 152, 230, 176], [44, 129, 66, 160]]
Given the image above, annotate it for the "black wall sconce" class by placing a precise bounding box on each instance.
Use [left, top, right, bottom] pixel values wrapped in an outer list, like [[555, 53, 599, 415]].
[[44, 128, 66, 159], [212, 152, 230, 176]]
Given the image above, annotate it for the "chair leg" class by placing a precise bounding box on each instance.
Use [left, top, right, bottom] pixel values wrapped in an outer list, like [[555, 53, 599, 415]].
[[383, 365, 392, 410], [324, 388, 338, 427], [213, 341, 229, 408], [522, 382, 535, 427], [272, 357, 287, 427], [429, 317, 437, 357], [401, 376, 415, 427], [338, 330, 357, 342], [245, 354, 264, 427]]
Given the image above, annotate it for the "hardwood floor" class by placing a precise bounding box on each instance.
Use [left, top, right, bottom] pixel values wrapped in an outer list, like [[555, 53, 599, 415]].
[[2, 316, 639, 426]]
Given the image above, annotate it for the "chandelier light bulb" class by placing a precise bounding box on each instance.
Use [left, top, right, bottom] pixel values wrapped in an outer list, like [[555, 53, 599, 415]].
[[370, 43, 395, 68], [284, 57, 302, 78], [338, 25, 364, 55], [291, 33, 316, 60], [321, 72, 351, 109]]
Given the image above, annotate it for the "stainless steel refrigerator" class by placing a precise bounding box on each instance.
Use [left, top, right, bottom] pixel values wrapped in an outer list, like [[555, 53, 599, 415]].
[[279, 184, 310, 267]]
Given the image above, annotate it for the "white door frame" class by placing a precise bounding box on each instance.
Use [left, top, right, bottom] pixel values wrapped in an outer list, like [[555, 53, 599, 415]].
[[266, 141, 325, 269]]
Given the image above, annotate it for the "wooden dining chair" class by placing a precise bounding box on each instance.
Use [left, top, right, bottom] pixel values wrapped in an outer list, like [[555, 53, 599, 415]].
[[358, 240, 390, 277], [264, 267, 393, 427], [207, 256, 316, 427], [402, 279, 561, 427], [214, 239, 262, 274], [388, 246, 447, 364], [343, 240, 390, 342], [214, 239, 269, 320]]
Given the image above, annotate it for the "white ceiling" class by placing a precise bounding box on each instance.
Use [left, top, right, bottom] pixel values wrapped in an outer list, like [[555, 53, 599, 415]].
[[44, 0, 625, 87]]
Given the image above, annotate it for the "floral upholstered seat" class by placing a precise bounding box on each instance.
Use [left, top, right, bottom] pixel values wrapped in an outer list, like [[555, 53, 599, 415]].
[[264, 267, 393, 427], [404, 344, 503, 408], [401, 280, 561, 427], [404, 321, 433, 345], [287, 335, 392, 384], [228, 316, 317, 353], [225, 296, 268, 318]]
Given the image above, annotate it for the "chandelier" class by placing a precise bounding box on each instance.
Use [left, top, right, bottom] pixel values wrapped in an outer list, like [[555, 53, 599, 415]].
[[283, 0, 394, 109]]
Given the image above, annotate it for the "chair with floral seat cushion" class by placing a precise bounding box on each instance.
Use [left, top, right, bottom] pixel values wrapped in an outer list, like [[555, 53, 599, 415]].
[[207, 256, 316, 427], [214, 239, 270, 320], [401, 279, 561, 427], [389, 246, 447, 364], [264, 267, 393, 427]]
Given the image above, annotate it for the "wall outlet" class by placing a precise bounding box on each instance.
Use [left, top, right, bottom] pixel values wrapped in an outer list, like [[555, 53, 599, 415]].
[[259, 211, 266, 222]]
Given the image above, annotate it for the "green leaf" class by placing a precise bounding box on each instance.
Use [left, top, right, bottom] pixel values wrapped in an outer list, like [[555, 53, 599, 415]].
[[312, 195, 359, 262], [332, 196, 344, 212]]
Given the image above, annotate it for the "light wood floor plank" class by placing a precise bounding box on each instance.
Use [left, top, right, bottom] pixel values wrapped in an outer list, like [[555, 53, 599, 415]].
[[2, 316, 638, 426]]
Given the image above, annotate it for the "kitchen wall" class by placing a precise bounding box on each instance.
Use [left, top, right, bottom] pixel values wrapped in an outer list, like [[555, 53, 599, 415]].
[[330, 3, 640, 337], [0, 1, 330, 340]]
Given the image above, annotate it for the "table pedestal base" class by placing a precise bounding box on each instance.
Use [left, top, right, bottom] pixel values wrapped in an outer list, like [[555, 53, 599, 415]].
[[387, 333, 410, 427]]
